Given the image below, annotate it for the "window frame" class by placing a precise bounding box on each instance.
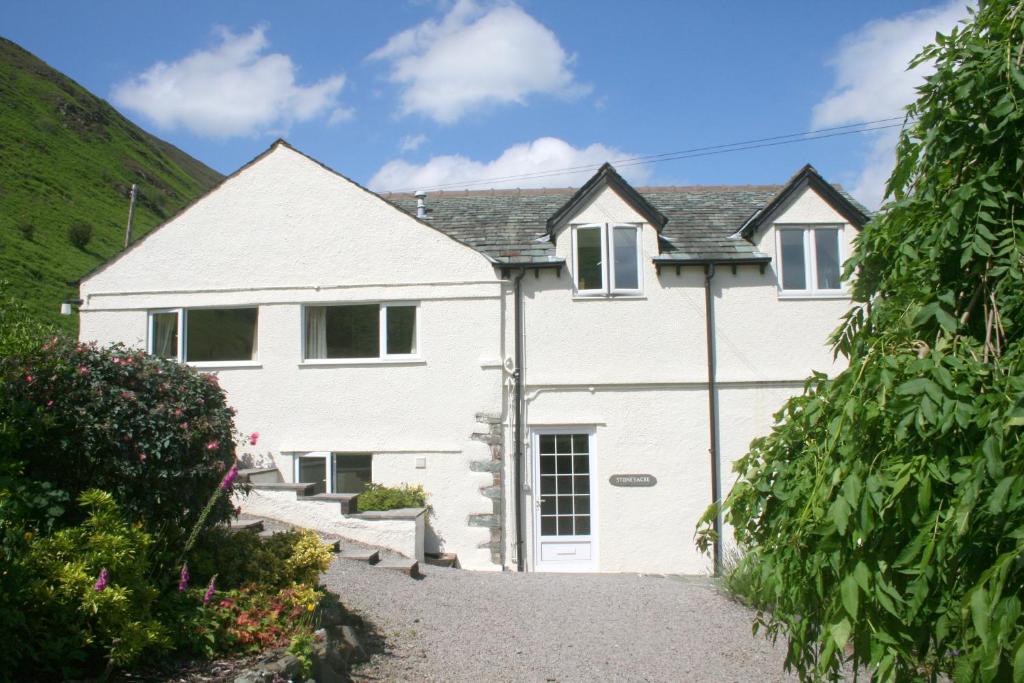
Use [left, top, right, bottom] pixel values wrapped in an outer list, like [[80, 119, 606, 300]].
[[293, 452, 373, 495], [775, 224, 846, 298], [147, 306, 260, 367], [571, 222, 643, 298], [301, 301, 421, 364]]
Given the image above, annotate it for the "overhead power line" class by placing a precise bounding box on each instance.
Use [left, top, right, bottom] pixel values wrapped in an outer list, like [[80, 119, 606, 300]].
[[387, 116, 912, 194]]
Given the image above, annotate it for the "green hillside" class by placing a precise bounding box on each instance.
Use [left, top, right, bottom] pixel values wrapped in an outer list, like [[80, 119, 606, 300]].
[[0, 37, 222, 334]]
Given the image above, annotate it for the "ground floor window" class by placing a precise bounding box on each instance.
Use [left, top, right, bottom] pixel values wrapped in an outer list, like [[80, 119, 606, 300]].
[[294, 452, 372, 494], [147, 307, 259, 363]]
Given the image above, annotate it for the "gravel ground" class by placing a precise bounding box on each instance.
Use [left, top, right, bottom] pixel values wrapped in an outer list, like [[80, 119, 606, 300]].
[[321, 554, 799, 683]]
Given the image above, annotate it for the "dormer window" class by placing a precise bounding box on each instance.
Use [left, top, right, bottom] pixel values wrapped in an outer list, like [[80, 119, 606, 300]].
[[572, 223, 641, 296], [776, 225, 844, 296]]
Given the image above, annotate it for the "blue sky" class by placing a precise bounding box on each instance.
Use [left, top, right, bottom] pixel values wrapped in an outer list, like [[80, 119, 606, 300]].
[[2, 1, 970, 206]]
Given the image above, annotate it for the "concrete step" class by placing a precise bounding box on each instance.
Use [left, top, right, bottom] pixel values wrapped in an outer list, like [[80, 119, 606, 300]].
[[238, 467, 282, 484], [229, 518, 264, 533], [297, 492, 360, 514], [376, 558, 419, 577], [340, 548, 380, 564]]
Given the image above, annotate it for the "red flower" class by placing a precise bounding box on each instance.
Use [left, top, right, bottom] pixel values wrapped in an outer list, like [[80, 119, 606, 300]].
[[206, 440, 220, 450], [249, 431, 260, 446]]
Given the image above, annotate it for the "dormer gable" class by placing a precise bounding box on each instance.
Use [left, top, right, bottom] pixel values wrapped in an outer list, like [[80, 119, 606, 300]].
[[545, 163, 668, 243]]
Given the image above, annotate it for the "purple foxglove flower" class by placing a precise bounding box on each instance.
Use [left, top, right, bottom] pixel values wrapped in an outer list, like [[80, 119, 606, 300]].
[[94, 568, 109, 592], [203, 575, 217, 605], [178, 562, 189, 592], [221, 464, 238, 490]]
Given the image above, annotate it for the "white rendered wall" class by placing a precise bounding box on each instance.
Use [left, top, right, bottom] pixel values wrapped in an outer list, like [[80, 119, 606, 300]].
[[79, 144, 504, 571], [508, 183, 857, 573]]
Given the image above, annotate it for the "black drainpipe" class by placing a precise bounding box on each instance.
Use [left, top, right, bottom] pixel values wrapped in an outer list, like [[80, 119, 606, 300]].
[[704, 263, 723, 577], [512, 267, 527, 572]]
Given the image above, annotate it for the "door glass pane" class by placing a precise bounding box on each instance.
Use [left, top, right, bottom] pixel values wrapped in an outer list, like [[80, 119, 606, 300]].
[[324, 305, 379, 358], [612, 226, 639, 290], [151, 312, 178, 359], [537, 433, 592, 538], [297, 456, 327, 495], [186, 308, 258, 362], [779, 230, 807, 290], [386, 306, 416, 355], [814, 229, 841, 290], [576, 227, 603, 291], [333, 453, 371, 493]]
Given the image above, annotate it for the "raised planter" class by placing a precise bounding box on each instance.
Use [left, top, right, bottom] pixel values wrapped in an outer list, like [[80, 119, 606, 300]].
[[235, 488, 426, 562]]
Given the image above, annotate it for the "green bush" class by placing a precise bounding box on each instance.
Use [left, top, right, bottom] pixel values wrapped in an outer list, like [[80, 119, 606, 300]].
[[17, 490, 168, 678], [698, 3, 1024, 680], [0, 338, 237, 550], [189, 527, 333, 591], [67, 220, 93, 249], [356, 482, 426, 512], [17, 223, 34, 241]]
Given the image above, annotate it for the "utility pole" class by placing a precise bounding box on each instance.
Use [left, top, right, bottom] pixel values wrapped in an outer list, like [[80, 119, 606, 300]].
[[123, 183, 137, 248]]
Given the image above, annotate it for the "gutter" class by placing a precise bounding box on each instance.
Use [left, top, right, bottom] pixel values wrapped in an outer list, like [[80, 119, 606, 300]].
[[512, 267, 528, 572], [704, 263, 723, 577]]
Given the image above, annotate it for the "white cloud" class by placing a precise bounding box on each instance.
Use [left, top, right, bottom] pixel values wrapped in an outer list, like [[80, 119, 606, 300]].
[[368, 0, 588, 123], [369, 136, 648, 192], [327, 107, 355, 126], [111, 25, 349, 138], [812, 2, 970, 208], [399, 133, 428, 152]]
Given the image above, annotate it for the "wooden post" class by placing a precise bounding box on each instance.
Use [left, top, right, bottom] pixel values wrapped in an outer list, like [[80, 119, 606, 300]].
[[123, 184, 137, 248]]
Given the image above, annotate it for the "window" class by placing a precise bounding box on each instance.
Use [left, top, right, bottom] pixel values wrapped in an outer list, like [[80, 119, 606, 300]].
[[294, 452, 372, 495], [776, 226, 843, 295], [304, 303, 417, 360], [572, 223, 641, 296], [147, 308, 259, 363]]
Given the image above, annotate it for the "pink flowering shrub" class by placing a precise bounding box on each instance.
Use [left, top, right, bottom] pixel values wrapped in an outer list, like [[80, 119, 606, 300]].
[[0, 338, 238, 546]]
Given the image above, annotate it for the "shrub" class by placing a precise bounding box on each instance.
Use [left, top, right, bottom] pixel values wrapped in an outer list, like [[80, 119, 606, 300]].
[[67, 221, 93, 249], [170, 583, 323, 658], [356, 483, 426, 512], [189, 527, 333, 591], [698, 3, 1024, 679], [18, 223, 34, 241], [0, 338, 237, 551], [18, 490, 169, 678]]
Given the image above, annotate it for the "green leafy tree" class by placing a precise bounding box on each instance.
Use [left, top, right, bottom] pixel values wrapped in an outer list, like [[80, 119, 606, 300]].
[[698, 3, 1024, 681]]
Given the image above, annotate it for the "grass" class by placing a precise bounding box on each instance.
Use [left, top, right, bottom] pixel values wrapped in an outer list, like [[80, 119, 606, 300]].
[[0, 37, 222, 335]]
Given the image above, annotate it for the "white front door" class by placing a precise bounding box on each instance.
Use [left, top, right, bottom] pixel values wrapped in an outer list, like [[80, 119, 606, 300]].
[[532, 429, 597, 572]]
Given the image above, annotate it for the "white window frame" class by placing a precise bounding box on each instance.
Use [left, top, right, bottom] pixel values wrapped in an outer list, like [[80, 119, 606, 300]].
[[293, 452, 373, 494], [775, 224, 846, 298], [301, 301, 421, 364], [147, 306, 260, 367], [571, 223, 643, 297]]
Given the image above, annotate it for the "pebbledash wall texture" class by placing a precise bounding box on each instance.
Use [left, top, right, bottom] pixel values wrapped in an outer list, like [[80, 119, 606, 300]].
[[78, 140, 869, 573]]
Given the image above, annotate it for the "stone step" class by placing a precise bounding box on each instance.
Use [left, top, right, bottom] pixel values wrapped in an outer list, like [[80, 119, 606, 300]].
[[229, 518, 264, 533], [424, 552, 459, 569], [249, 482, 316, 495], [238, 467, 282, 484], [297, 492, 360, 514], [340, 548, 380, 564], [376, 558, 419, 577]]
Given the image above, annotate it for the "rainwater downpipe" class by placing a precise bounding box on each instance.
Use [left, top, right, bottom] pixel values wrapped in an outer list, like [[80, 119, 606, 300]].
[[704, 263, 723, 577], [512, 267, 527, 572]]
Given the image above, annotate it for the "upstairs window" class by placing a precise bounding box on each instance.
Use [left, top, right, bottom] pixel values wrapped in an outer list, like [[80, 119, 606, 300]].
[[148, 308, 259, 363], [572, 223, 641, 296], [777, 226, 843, 295], [304, 303, 417, 360]]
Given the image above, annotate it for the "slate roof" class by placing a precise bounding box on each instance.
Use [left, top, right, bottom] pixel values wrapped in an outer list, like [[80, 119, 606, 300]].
[[385, 180, 868, 264]]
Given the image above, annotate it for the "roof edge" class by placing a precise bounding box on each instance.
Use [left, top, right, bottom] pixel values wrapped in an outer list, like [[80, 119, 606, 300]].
[[545, 163, 669, 240], [739, 164, 870, 240]]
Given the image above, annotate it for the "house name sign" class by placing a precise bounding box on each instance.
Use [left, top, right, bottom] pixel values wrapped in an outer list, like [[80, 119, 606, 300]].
[[609, 474, 657, 487]]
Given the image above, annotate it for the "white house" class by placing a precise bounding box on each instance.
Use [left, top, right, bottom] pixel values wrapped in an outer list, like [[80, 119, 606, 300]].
[[77, 140, 868, 573]]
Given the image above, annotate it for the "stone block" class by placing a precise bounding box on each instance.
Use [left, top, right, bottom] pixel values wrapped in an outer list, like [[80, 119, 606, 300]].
[[468, 513, 500, 528], [470, 460, 502, 473]]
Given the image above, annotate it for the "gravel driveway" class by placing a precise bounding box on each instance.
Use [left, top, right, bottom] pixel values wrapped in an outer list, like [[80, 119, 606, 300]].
[[322, 556, 797, 683]]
